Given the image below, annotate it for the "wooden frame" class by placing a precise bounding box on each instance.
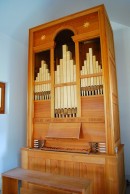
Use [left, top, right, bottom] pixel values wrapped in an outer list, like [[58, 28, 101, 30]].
[[0, 82, 5, 114]]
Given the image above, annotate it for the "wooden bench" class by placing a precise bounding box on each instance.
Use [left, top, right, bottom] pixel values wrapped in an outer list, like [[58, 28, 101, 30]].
[[2, 167, 92, 194]]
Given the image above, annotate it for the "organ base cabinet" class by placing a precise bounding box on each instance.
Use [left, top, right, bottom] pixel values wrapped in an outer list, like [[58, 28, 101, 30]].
[[21, 4, 126, 194], [21, 146, 125, 194]]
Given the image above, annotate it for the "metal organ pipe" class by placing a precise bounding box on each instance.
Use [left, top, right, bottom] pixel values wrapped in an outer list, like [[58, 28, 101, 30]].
[[80, 48, 103, 96], [54, 45, 77, 118], [34, 60, 51, 100]]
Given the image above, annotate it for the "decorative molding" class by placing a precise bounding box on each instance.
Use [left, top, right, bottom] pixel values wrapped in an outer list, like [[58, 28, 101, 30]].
[[83, 22, 90, 28], [41, 35, 46, 40]]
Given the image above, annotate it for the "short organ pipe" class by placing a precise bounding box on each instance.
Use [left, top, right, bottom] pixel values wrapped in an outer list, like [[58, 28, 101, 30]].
[[80, 47, 103, 96], [34, 60, 51, 100]]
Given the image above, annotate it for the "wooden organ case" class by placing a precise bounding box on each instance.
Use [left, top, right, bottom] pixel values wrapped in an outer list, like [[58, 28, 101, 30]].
[[21, 5, 126, 194]]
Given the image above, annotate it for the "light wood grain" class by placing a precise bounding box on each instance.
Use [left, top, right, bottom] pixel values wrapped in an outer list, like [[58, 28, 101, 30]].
[[46, 122, 81, 139], [3, 168, 91, 194]]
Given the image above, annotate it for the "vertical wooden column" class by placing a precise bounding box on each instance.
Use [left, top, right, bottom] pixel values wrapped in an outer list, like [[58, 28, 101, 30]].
[[21, 148, 29, 188], [105, 148, 126, 194], [27, 30, 34, 148], [50, 42, 55, 118], [98, 7, 115, 154], [73, 40, 81, 117]]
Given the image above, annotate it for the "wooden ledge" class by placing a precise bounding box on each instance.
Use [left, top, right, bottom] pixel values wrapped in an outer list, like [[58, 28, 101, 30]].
[[2, 167, 91, 194]]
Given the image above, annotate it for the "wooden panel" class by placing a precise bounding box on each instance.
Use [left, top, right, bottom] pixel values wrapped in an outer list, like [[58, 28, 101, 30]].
[[2, 176, 18, 194], [94, 165, 105, 193], [30, 153, 104, 194], [105, 146, 125, 194], [105, 14, 115, 61], [50, 159, 60, 174], [21, 187, 72, 194], [21, 148, 29, 169], [21, 188, 45, 194], [33, 12, 99, 47], [33, 123, 49, 140], [22, 148, 106, 194], [34, 100, 51, 118], [80, 163, 105, 193], [113, 101, 120, 142], [109, 57, 118, 95], [117, 147, 126, 194], [106, 157, 119, 194], [26, 149, 105, 164], [46, 123, 81, 139], [81, 96, 104, 117], [21, 147, 126, 194], [81, 122, 105, 142], [109, 55, 120, 145], [28, 157, 46, 171], [21, 149, 29, 188], [64, 161, 74, 177]]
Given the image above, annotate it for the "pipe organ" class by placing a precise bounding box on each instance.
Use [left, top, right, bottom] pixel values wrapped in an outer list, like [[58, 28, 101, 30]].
[[21, 4, 125, 194]]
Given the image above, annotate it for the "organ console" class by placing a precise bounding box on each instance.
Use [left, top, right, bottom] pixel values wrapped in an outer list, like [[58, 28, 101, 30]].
[[21, 4, 125, 194]]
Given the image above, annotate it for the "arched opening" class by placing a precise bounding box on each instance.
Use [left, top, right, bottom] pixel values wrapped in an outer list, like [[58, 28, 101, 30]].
[[54, 29, 75, 69], [54, 29, 77, 118]]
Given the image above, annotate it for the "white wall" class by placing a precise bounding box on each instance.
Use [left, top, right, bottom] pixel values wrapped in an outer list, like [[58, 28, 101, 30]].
[[0, 32, 27, 172], [112, 22, 130, 178]]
